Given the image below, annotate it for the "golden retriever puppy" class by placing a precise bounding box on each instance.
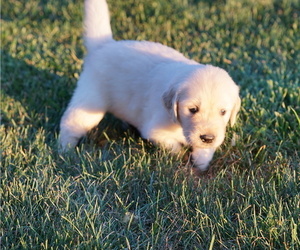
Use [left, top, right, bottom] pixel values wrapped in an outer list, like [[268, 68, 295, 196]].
[[59, 0, 241, 170]]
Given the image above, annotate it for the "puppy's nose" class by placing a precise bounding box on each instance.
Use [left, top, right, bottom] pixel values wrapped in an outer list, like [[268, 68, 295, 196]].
[[200, 134, 215, 143]]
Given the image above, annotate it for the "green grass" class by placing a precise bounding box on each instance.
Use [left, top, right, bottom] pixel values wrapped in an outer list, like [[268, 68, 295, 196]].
[[1, 0, 300, 248]]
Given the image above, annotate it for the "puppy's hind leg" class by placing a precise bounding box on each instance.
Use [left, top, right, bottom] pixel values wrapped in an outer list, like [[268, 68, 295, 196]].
[[59, 73, 106, 150], [59, 107, 105, 150]]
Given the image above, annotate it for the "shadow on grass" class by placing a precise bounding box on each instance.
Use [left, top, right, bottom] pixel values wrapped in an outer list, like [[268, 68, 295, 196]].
[[2, 51, 72, 133]]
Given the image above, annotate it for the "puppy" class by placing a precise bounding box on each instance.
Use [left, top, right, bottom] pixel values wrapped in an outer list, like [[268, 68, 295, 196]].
[[59, 0, 241, 170]]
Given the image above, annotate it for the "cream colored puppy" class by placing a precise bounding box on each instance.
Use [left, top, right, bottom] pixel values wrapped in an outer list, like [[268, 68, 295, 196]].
[[59, 0, 241, 170]]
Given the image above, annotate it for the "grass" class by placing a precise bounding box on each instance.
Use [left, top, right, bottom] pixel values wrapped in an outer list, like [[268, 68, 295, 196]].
[[1, 0, 299, 248]]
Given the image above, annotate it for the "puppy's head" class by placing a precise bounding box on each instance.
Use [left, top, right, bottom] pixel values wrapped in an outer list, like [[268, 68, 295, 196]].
[[163, 65, 241, 149]]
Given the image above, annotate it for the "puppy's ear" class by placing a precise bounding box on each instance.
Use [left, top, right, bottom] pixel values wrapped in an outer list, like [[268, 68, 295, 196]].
[[162, 86, 179, 123], [230, 96, 241, 127]]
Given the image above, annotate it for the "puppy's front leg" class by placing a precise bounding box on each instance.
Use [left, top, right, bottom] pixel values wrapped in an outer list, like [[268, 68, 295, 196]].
[[192, 148, 215, 171], [141, 126, 185, 153]]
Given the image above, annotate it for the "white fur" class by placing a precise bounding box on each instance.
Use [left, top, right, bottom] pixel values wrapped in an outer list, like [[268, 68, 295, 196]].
[[59, 0, 241, 171]]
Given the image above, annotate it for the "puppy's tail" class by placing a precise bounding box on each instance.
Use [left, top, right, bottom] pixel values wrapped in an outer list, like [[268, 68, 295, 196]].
[[84, 0, 113, 51]]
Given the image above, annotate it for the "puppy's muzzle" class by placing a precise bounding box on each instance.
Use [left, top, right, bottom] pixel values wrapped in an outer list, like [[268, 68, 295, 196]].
[[200, 134, 215, 144]]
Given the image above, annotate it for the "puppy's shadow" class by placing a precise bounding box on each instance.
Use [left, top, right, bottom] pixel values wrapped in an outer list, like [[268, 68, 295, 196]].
[[2, 51, 73, 136]]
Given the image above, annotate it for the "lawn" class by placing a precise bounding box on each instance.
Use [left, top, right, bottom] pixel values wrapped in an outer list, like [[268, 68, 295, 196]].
[[1, 0, 300, 249]]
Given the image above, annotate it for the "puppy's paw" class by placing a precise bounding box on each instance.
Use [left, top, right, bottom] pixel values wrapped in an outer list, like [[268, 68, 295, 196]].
[[144, 130, 184, 153], [163, 139, 183, 153], [59, 133, 81, 153], [192, 148, 215, 171]]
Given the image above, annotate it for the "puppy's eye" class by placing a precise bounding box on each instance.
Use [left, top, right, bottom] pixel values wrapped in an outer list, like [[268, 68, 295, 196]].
[[189, 107, 199, 114], [220, 109, 226, 116]]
